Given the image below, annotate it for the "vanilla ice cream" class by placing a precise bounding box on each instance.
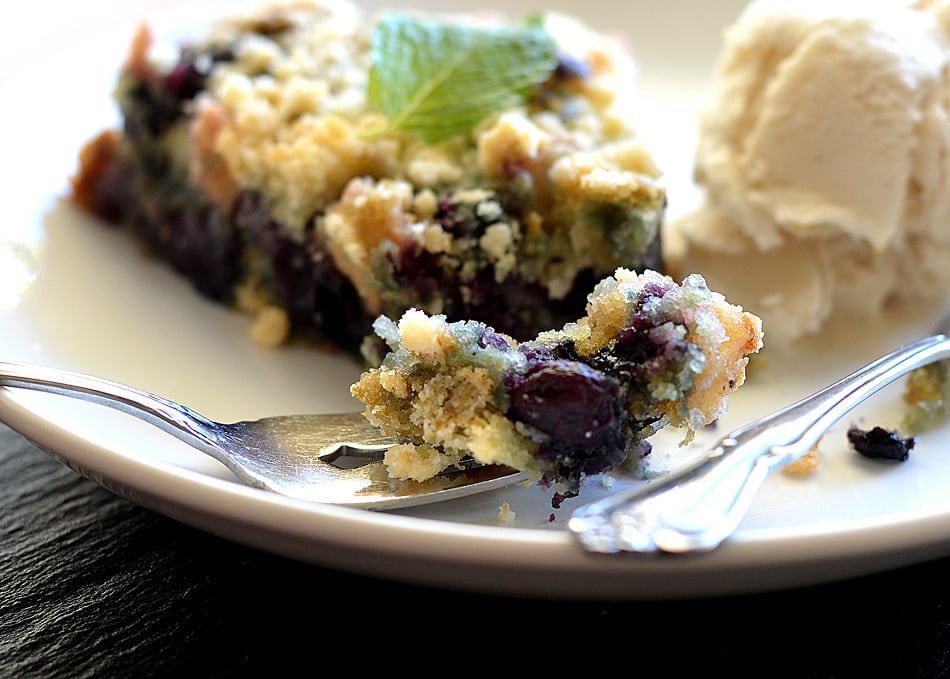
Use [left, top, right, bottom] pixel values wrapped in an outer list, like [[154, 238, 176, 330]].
[[667, 0, 950, 346]]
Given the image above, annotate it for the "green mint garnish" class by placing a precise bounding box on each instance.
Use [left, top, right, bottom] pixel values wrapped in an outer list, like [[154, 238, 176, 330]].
[[367, 15, 559, 143]]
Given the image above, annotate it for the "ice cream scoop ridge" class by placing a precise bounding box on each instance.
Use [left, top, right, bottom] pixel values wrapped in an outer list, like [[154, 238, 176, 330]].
[[669, 0, 950, 346]]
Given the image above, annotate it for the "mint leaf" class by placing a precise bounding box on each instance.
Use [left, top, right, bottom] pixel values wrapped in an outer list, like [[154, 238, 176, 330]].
[[367, 15, 559, 143]]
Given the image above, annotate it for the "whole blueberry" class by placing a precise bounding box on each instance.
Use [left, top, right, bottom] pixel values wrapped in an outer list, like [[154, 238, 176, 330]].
[[508, 361, 620, 450]]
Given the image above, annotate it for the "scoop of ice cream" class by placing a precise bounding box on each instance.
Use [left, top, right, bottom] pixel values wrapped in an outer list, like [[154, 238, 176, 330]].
[[667, 0, 950, 346]]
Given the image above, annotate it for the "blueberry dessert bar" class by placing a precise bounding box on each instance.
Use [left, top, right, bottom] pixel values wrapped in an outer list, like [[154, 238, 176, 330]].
[[350, 268, 763, 505], [70, 0, 666, 353]]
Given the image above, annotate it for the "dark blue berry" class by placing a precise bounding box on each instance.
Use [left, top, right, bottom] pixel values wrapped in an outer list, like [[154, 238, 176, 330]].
[[847, 426, 914, 462], [508, 361, 621, 450]]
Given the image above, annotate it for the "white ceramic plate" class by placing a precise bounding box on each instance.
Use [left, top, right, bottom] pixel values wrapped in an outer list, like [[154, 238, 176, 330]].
[[4, 0, 950, 600]]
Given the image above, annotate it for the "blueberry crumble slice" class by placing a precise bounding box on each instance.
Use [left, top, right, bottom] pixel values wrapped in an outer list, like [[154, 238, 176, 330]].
[[70, 0, 667, 354], [351, 268, 763, 506]]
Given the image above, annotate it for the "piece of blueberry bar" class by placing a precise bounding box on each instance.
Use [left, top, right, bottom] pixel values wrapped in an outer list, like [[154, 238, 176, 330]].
[[70, 0, 666, 354], [350, 268, 763, 506]]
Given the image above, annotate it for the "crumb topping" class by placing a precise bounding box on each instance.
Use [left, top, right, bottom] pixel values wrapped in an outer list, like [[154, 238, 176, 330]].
[[191, 1, 658, 236], [73, 0, 670, 357]]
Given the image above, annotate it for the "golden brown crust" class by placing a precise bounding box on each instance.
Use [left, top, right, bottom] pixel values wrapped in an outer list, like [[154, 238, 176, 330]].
[[685, 298, 763, 428], [70, 130, 122, 218]]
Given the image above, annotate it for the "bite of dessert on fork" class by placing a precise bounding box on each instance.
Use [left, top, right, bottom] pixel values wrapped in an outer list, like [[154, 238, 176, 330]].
[[351, 267, 763, 507]]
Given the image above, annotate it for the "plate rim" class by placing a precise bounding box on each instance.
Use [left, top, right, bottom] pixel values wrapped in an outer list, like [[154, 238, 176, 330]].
[[6, 387, 950, 600]]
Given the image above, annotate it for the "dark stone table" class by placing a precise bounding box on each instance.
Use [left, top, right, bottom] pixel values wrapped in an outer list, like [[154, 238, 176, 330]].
[[5, 422, 950, 676]]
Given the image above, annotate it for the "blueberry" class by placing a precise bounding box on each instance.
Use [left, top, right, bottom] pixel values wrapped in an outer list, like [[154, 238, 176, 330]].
[[477, 328, 512, 351], [847, 426, 915, 462], [553, 54, 591, 81], [508, 361, 620, 450], [124, 47, 234, 138], [162, 57, 205, 102]]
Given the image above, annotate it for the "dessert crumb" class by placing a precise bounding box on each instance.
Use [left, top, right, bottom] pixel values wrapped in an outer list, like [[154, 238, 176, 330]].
[[497, 502, 515, 523], [847, 426, 915, 462], [250, 305, 291, 348], [902, 362, 950, 434], [782, 443, 820, 476]]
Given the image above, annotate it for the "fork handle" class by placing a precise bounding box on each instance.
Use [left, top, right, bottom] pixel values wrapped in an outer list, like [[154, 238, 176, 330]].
[[0, 361, 219, 450], [568, 334, 950, 554]]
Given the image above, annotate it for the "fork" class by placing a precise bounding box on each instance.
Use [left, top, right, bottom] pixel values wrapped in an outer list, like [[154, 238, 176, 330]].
[[568, 331, 950, 554], [0, 360, 525, 509]]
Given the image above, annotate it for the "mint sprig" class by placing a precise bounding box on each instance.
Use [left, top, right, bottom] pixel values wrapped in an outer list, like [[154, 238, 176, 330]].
[[366, 15, 559, 143]]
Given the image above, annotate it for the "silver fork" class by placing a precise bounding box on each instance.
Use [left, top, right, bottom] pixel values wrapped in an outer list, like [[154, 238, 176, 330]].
[[0, 360, 525, 509], [569, 332, 950, 554]]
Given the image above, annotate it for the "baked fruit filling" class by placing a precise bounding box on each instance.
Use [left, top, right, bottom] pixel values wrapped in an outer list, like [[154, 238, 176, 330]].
[[351, 268, 763, 506], [70, 0, 667, 354]]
